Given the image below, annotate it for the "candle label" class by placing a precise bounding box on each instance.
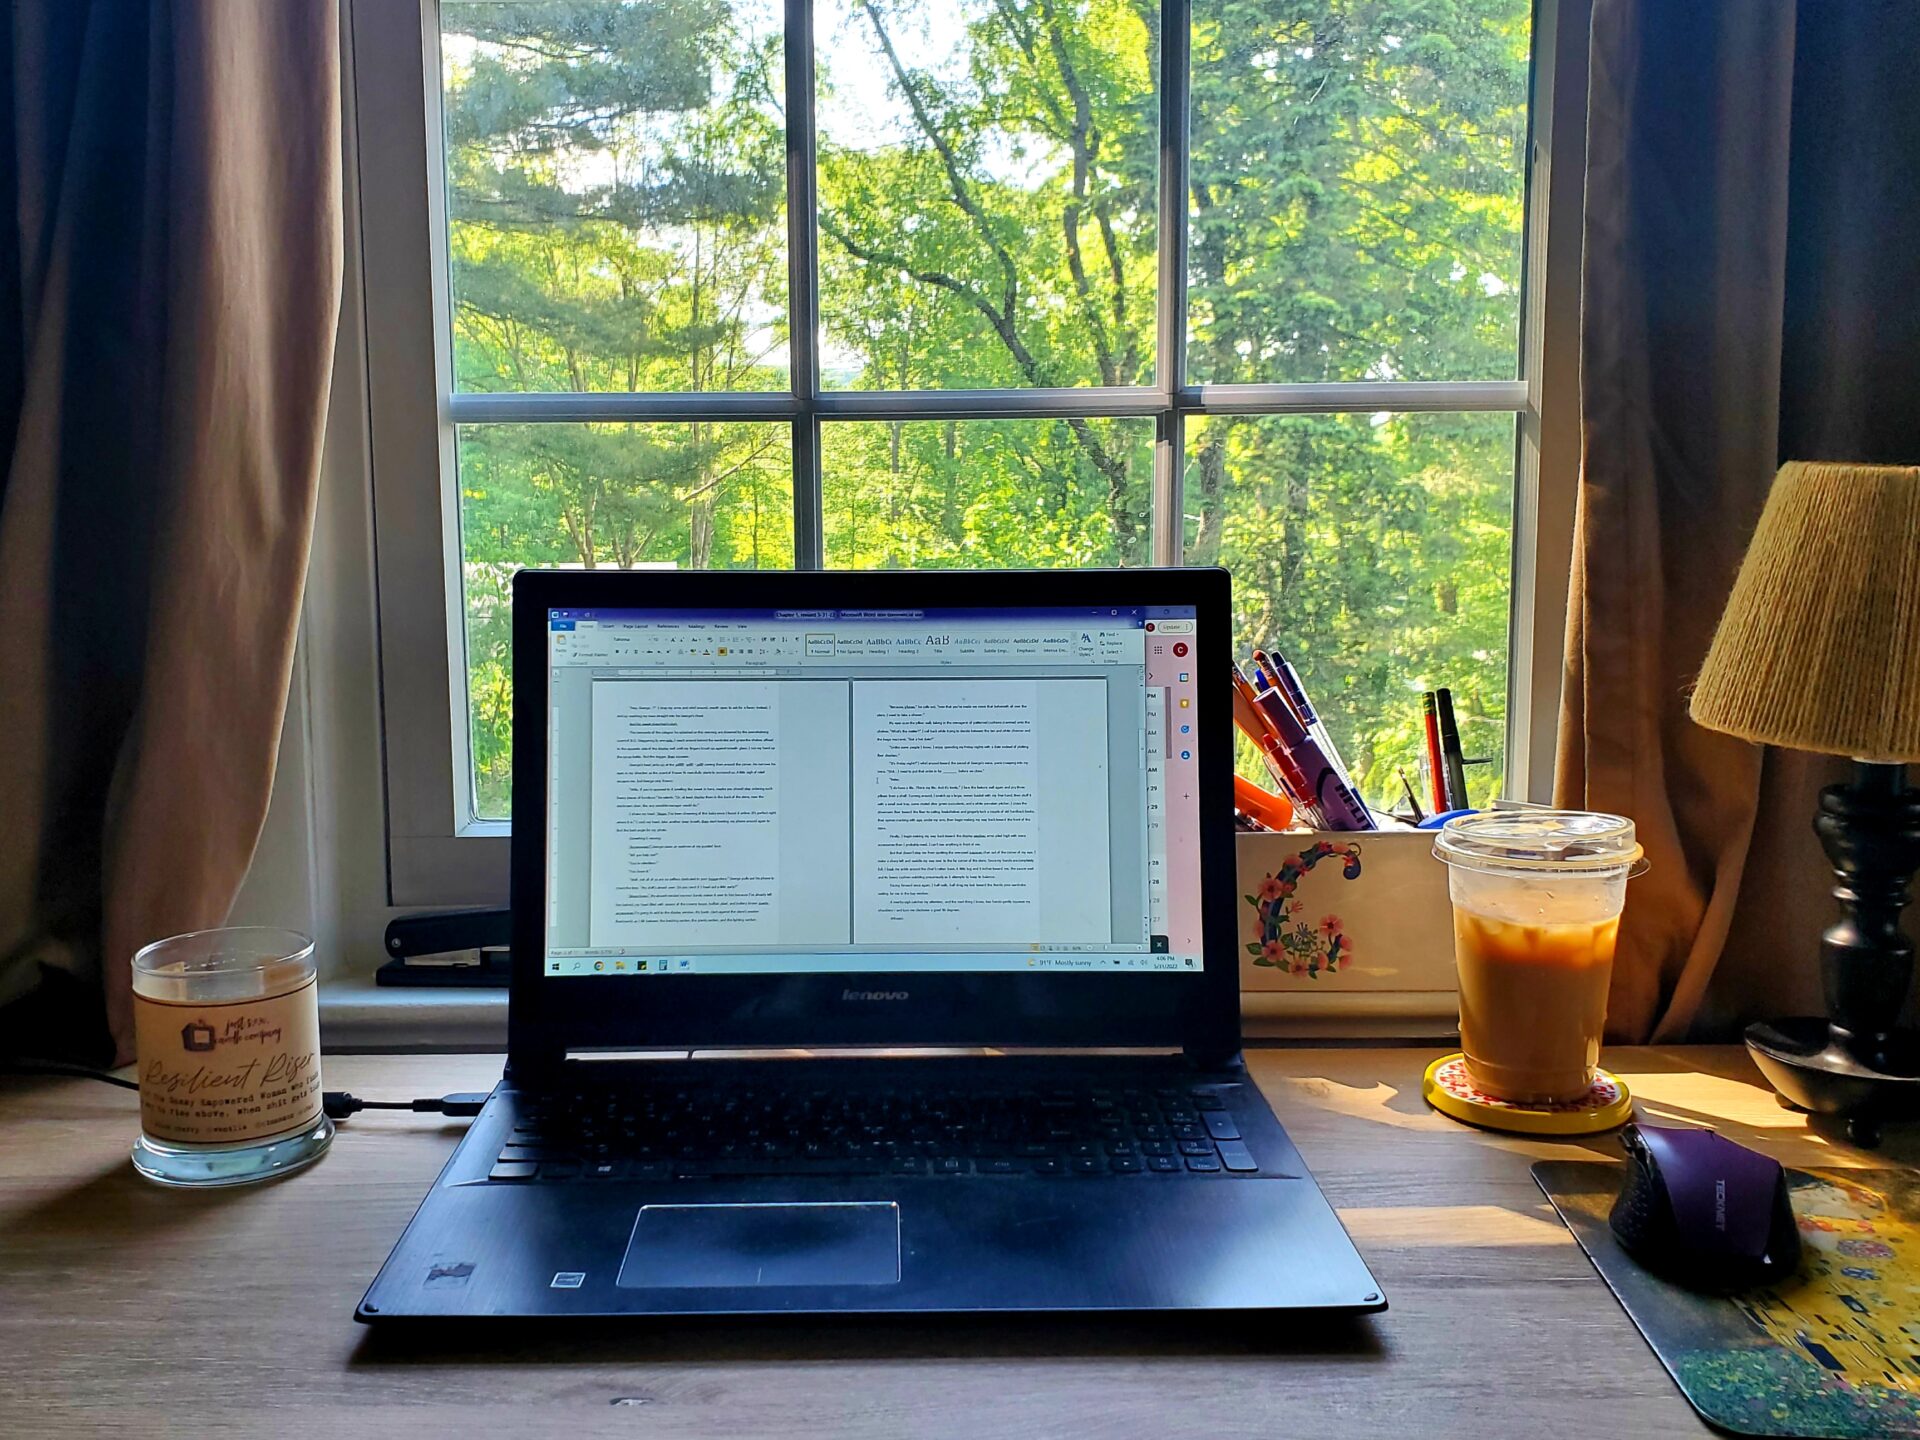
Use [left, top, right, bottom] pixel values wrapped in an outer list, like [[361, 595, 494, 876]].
[[133, 977, 323, 1145]]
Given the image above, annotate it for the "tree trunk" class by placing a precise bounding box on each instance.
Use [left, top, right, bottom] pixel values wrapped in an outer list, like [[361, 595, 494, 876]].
[[941, 421, 959, 541], [1190, 420, 1231, 564], [690, 498, 714, 569], [688, 413, 715, 569]]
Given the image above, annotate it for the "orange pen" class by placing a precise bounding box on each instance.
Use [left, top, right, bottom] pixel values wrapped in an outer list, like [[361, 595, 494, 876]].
[[1229, 667, 1288, 775], [1233, 774, 1296, 832]]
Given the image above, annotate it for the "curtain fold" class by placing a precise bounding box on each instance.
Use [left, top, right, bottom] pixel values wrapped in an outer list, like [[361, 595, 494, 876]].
[[1561, 0, 1920, 1041], [0, 3, 340, 1064]]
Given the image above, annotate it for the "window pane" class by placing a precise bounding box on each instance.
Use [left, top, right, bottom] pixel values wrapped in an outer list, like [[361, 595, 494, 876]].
[[1187, 1, 1531, 384], [440, 0, 788, 393], [817, 0, 1157, 390], [823, 418, 1153, 566], [458, 421, 794, 817], [1184, 412, 1514, 811]]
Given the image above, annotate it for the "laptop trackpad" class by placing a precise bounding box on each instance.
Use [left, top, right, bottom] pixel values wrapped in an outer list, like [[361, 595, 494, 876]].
[[616, 1202, 901, 1288]]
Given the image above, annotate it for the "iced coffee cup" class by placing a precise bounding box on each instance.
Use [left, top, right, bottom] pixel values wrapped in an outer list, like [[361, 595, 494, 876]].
[[1434, 810, 1646, 1105]]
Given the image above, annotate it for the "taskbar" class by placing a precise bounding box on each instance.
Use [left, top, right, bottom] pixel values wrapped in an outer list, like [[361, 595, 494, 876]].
[[544, 952, 1201, 977]]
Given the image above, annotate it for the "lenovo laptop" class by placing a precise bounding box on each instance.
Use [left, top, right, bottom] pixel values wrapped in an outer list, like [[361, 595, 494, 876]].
[[358, 567, 1383, 1321]]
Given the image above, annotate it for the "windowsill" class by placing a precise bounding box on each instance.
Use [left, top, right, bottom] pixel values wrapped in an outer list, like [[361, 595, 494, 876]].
[[318, 979, 1456, 1054]]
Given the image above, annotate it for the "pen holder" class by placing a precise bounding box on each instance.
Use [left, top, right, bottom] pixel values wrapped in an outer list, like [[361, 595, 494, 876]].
[[1237, 829, 1456, 1033]]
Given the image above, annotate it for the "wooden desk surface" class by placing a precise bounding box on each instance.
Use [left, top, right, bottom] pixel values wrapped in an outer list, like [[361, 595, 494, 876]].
[[2, 1046, 1900, 1439]]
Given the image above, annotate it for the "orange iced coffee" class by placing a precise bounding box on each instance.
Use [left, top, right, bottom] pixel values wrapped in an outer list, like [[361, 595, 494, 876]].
[[1434, 810, 1644, 1108], [1452, 909, 1620, 1103]]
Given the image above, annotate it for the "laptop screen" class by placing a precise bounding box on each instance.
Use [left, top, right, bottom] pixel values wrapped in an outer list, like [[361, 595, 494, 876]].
[[540, 603, 1203, 980]]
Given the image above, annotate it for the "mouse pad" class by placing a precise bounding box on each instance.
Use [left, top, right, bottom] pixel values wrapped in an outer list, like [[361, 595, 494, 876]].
[[1536, 1162, 1920, 1438]]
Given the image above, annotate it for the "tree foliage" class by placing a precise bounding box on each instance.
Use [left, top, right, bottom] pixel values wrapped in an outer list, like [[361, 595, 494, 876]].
[[440, 0, 1529, 817]]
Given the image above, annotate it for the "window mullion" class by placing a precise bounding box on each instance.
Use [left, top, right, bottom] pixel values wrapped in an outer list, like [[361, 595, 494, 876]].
[[1152, 0, 1192, 567], [1508, 0, 1589, 801], [786, 0, 824, 568], [1153, 410, 1184, 566]]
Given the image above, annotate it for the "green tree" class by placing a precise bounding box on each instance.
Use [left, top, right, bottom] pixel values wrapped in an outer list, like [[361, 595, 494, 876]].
[[1178, 0, 1528, 806], [444, 0, 790, 557], [437, 0, 1531, 817], [818, 0, 1159, 559], [442, 0, 794, 810]]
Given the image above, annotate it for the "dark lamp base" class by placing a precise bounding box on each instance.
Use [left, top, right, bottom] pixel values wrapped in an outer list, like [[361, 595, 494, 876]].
[[1746, 1017, 1920, 1148]]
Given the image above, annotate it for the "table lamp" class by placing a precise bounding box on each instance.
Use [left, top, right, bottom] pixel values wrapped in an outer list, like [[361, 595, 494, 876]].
[[1689, 460, 1920, 1145]]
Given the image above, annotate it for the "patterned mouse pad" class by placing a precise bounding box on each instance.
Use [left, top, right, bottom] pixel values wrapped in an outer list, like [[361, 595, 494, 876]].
[[1535, 1162, 1920, 1437]]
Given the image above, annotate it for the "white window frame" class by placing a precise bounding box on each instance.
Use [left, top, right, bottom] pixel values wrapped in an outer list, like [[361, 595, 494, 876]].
[[346, 0, 1589, 909]]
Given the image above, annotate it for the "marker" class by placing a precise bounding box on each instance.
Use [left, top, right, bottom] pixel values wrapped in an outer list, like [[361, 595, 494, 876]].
[[1259, 647, 1367, 821], [1251, 672, 1374, 832], [1230, 664, 1324, 827], [1435, 688, 1470, 812]]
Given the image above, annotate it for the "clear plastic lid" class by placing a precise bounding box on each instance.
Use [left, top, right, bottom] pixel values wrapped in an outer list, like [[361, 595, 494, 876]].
[[1432, 809, 1646, 877]]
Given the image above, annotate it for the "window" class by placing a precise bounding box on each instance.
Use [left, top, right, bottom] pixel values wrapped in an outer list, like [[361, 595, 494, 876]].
[[352, 0, 1583, 903]]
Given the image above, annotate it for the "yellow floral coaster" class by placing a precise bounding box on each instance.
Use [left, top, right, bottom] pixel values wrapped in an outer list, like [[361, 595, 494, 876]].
[[1422, 1052, 1633, 1136]]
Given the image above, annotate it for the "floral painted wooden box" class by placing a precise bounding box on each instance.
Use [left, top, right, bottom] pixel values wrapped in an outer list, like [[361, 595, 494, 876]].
[[1236, 828, 1458, 1032]]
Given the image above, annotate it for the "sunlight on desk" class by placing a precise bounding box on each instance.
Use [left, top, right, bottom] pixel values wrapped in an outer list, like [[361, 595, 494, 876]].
[[1342, 1204, 1576, 1248], [1612, 1066, 1821, 1134], [1267, 1076, 1444, 1132]]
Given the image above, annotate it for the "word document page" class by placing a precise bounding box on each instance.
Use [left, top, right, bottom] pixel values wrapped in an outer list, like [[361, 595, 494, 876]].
[[587, 676, 1113, 950], [588, 680, 852, 948], [851, 678, 1112, 945]]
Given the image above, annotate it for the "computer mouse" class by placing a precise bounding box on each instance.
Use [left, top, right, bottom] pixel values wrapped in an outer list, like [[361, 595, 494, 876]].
[[1608, 1123, 1801, 1291]]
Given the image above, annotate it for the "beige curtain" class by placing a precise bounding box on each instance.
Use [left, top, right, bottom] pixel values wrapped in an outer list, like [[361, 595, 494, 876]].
[[0, 5, 341, 1064], [1561, 0, 1920, 1041]]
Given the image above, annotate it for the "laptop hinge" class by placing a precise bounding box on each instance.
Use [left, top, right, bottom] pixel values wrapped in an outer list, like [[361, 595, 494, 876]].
[[516, 1045, 1242, 1076], [503, 1044, 566, 1090], [1183, 1043, 1244, 1073]]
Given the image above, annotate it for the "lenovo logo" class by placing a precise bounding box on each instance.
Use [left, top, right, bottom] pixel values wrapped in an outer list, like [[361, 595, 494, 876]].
[[842, 989, 910, 1002]]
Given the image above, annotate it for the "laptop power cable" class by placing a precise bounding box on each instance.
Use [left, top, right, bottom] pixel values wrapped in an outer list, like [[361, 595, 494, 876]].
[[323, 1092, 490, 1120], [3, 1062, 486, 1125]]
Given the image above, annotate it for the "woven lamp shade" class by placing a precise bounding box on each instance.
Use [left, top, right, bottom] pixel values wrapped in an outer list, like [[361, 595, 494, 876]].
[[1690, 461, 1920, 763]]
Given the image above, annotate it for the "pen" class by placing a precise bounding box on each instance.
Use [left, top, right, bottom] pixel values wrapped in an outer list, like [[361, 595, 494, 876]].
[[1251, 672, 1374, 832], [1260, 646, 1367, 822], [1233, 774, 1296, 832], [1421, 691, 1447, 814], [1435, 687, 1470, 811], [1398, 769, 1426, 824], [1230, 665, 1324, 826]]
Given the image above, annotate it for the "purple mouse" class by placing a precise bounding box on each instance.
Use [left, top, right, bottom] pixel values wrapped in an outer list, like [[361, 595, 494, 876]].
[[1608, 1123, 1802, 1291]]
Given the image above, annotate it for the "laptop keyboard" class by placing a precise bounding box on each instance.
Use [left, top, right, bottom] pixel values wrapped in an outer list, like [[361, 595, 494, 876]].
[[487, 1079, 1257, 1181]]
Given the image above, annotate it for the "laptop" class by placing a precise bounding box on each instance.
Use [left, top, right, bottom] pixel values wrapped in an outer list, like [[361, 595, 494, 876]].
[[357, 566, 1383, 1321]]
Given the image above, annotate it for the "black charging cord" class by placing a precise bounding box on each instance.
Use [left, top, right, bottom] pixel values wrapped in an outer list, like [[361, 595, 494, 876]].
[[322, 1091, 489, 1120], [2, 1060, 485, 1123]]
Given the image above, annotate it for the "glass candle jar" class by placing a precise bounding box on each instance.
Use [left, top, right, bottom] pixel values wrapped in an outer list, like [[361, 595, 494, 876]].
[[130, 927, 333, 1187]]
